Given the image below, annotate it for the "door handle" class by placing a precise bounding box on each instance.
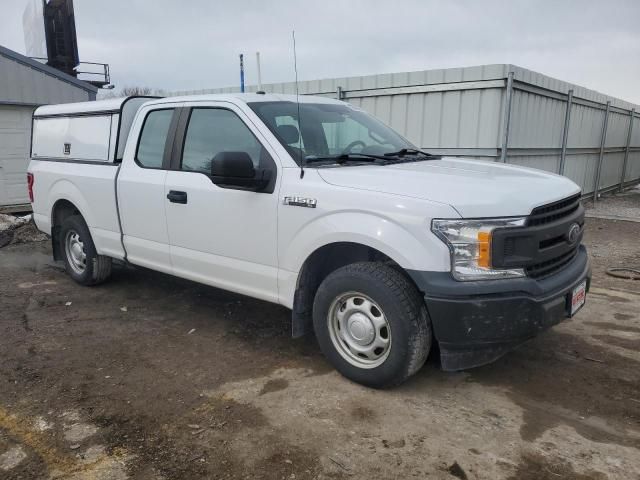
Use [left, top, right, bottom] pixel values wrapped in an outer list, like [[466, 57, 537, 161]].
[[167, 190, 188, 204]]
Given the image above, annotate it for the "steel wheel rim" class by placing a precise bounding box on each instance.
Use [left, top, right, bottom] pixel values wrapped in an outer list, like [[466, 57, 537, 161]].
[[327, 292, 392, 369], [64, 229, 87, 275]]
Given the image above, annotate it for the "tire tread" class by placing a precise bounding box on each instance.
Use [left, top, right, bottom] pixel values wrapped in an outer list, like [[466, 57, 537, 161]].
[[61, 215, 112, 286]]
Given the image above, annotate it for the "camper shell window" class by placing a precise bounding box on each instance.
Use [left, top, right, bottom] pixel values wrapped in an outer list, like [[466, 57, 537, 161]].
[[31, 96, 158, 163]]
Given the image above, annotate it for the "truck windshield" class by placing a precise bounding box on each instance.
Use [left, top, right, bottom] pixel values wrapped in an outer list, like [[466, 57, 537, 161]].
[[248, 101, 414, 165]]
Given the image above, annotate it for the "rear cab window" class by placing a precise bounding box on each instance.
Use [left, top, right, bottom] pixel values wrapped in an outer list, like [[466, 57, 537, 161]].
[[136, 109, 174, 168]]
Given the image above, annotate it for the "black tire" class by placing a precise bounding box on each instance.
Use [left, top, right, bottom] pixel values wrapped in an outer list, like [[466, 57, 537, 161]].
[[59, 215, 112, 286], [313, 262, 431, 388]]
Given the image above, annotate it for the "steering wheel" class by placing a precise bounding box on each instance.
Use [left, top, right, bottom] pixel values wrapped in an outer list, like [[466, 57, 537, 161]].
[[341, 140, 366, 154]]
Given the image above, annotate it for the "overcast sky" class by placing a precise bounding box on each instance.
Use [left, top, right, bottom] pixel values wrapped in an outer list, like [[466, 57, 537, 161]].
[[2, 0, 639, 103]]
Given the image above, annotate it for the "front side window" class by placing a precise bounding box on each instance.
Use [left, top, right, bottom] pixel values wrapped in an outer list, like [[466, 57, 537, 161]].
[[182, 108, 264, 174], [136, 109, 173, 168], [248, 102, 413, 164]]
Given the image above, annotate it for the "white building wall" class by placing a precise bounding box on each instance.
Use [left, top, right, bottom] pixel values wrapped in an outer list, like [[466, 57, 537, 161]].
[[0, 106, 33, 206], [0, 45, 97, 208]]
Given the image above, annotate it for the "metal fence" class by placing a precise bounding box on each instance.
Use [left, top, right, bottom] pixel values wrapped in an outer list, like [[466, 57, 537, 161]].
[[175, 64, 640, 198]]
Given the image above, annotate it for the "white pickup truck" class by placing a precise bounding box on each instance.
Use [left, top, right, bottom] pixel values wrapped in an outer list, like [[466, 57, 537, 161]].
[[28, 94, 590, 387]]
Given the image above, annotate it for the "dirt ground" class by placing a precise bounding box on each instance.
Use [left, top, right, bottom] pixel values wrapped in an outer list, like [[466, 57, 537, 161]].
[[0, 211, 639, 479], [586, 185, 640, 224]]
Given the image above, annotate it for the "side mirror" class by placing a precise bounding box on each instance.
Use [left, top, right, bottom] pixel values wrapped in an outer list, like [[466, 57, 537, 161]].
[[210, 151, 271, 191]]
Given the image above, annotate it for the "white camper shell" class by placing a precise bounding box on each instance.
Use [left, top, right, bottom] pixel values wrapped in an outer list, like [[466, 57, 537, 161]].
[[32, 97, 156, 163]]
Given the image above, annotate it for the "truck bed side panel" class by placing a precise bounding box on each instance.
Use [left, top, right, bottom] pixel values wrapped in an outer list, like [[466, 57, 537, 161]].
[[30, 159, 124, 259]]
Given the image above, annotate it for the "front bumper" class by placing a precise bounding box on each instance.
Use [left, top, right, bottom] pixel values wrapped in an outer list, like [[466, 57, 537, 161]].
[[409, 245, 591, 371]]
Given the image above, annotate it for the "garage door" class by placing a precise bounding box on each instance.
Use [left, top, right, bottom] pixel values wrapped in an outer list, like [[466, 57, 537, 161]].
[[0, 105, 34, 208]]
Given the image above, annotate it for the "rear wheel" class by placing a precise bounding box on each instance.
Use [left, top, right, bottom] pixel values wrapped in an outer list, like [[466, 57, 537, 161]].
[[60, 215, 112, 285], [313, 262, 431, 388]]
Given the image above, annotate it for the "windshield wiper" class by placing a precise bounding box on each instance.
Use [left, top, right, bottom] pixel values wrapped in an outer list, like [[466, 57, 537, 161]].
[[383, 148, 440, 159], [304, 153, 387, 165], [304, 150, 440, 166]]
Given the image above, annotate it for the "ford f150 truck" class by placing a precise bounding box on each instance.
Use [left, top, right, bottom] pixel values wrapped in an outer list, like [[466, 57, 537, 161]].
[[28, 94, 590, 388]]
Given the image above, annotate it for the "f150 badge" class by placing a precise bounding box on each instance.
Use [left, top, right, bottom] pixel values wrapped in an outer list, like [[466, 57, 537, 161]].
[[283, 196, 317, 208]]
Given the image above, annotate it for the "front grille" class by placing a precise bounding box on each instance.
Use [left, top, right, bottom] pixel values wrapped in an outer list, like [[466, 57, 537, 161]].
[[491, 193, 584, 279], [539, 233, 566, 250], [528, 194, 581, 226], [503, 238, 516, 256], [526, 248, 579, 279], [525, 194, 584, 278]]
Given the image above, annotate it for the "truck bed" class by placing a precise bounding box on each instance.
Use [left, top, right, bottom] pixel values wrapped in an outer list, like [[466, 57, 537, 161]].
[[30, 159, 125, 260]]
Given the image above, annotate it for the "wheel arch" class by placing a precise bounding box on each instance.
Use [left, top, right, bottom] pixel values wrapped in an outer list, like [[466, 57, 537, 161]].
[[290, 241, 421, 338], [50, 198, 85, 261]]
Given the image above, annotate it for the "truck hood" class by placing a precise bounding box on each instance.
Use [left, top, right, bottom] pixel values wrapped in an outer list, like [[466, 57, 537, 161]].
[[317, 157, 581, 218]]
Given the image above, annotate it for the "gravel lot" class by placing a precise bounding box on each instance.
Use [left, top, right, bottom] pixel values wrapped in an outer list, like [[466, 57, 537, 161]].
[[586, 185, 640, 223], [0, 212, 639, 479]]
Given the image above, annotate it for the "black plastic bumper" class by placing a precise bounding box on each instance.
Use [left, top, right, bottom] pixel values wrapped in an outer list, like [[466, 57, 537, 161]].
[[408, 245, 591, 371]]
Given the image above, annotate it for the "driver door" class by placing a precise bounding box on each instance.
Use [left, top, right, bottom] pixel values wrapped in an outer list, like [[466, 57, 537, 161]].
[[164, 103, 280, 302]]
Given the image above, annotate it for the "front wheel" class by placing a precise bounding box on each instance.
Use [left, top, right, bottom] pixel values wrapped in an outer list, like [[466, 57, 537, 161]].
[[313, 262, 431, 388], [60, 215, 112, 286]]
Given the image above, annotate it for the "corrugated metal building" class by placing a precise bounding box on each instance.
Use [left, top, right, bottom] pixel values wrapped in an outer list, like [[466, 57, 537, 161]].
[[0, 45, 97, 210], [177, 64, 640, 197]]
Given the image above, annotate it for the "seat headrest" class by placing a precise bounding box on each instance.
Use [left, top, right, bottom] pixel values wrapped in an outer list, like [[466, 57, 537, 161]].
[[276, 124, 300, 145]]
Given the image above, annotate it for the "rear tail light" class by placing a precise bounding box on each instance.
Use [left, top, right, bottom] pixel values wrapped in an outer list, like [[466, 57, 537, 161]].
[[27, 173, 34, 203]]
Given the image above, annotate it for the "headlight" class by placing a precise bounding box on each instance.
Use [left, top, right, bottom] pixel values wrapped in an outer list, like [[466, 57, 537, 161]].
[[431, 218, 526, 281]]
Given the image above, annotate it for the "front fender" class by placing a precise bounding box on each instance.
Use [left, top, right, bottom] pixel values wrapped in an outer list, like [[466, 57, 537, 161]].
[[282, 210, 451, 273], [278, 210, 452, 308]]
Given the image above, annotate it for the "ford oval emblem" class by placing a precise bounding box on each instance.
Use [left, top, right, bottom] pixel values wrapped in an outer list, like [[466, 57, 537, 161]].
[[567, 223, 581, 245]]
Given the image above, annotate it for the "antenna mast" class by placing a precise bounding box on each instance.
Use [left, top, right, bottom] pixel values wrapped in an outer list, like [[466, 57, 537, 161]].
[[292, 31, 304, 178], [239, 54, 245, 93], [256, 51, 263, 91]]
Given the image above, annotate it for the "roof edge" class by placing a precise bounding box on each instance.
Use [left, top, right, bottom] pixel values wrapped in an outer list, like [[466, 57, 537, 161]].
[[0, 44, 99, 94], [33, 95, 159, 117]]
